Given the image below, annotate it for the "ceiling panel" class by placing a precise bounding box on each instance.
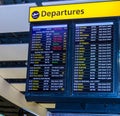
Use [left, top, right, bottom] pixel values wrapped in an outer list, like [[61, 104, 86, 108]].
[[3, 0, 44, 5], [0, 44, 28, 61], [0, 68, 26, 79], [0, 3, 36, 33]]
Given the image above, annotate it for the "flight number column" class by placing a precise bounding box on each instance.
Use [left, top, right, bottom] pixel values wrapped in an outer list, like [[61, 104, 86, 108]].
[[73, 24, 92, 92]]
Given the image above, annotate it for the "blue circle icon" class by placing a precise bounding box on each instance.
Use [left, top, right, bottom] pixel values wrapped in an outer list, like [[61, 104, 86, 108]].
[[32, 11, 39, 19]]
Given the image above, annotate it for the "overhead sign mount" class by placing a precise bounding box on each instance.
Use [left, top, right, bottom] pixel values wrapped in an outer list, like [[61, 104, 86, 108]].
[[29, 1, 120, 22]]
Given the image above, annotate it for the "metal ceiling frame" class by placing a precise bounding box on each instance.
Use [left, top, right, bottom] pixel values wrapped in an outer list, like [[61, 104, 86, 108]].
[[0, 76, 47, 116]]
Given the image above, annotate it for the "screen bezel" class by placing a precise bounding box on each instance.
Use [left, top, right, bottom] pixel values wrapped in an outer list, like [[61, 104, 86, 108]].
[[26, 17, 119, 102]]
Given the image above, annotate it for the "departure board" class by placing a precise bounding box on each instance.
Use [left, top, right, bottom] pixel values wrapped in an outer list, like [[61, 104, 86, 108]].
[[26, 19, 119, 102], [73, 22, 114, 93], [27, 24, 67, 92]]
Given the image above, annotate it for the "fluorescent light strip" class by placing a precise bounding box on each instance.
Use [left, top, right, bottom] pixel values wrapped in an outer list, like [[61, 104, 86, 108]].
[[33, 24, 67, 29], [42, 0, 109, 6]]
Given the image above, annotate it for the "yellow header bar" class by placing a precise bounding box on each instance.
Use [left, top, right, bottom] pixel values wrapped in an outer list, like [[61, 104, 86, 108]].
[[29, 1, 120, 22]]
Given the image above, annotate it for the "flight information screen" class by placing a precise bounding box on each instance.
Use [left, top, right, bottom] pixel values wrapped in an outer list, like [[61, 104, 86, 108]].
[[26, 19, 118, 102], [73, 22, 114, 93], [27, 24, 67, 92]]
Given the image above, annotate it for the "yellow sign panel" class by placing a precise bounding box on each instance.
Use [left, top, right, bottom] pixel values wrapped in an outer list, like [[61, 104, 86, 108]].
[[29, 1, 120, 22]]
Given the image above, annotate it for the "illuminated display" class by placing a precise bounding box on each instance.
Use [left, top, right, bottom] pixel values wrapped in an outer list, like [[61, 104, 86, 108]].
[[26, 19, 118, 102], [27, 24, 67, 92], [29, 1, 120, 22], [73, 22, 113, 92]]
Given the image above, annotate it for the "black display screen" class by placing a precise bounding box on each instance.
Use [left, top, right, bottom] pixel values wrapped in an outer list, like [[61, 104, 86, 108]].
[[73, 22, 114, 93], [27, 24, 67, 92]]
